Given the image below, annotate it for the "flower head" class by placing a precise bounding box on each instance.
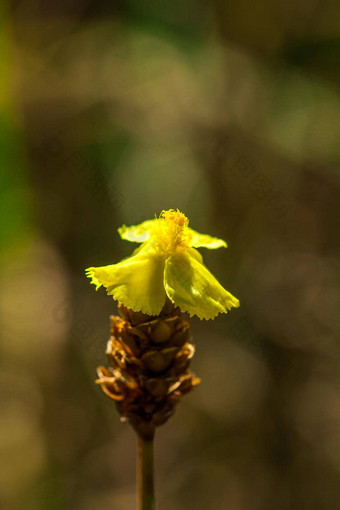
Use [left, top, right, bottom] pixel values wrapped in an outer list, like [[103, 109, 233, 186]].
[[86, 209, 239, 319]]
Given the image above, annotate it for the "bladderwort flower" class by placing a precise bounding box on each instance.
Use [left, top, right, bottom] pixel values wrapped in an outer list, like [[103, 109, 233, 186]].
[[86, 209, 240, 510], [86, 209, 239, 319]]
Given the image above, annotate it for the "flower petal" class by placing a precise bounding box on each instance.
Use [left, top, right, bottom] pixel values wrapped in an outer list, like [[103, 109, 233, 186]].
[[118, 219, 157, 243], [85, 247, 167, 315], [187, 228, 227, 249], [164, 249, 239, 320]]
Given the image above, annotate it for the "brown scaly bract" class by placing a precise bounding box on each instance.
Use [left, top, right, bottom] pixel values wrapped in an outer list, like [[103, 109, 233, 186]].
[[96, 300, 200, 439]]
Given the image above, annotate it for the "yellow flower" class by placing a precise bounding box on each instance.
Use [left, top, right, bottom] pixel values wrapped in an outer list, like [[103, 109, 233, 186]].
[[86, 209, 240, 319]]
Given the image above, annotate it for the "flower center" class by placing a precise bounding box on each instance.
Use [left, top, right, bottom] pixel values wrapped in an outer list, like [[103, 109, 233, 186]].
[[151, 209, 189, 254]]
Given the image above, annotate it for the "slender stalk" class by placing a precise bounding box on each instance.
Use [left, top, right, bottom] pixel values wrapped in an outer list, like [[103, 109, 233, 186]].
[[137, 434, 155, 510]]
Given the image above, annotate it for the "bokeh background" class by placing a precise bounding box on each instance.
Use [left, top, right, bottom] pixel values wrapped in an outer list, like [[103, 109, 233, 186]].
[[1, 1, 340, 509]]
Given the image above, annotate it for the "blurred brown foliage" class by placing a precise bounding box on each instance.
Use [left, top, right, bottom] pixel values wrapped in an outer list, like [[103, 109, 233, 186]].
[[1, 0, 340, 509]]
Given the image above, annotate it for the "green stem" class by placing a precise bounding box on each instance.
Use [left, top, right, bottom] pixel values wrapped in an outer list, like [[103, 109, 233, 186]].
[[137, 434, 155, 510]]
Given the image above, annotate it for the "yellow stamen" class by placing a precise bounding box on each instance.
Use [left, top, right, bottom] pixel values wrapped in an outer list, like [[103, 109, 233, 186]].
[[150, 209, 189, 254], [160, 209, 189, 228]]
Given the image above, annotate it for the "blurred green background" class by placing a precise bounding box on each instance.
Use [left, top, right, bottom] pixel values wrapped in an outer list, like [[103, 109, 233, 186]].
[[1, 1, 340, 509]]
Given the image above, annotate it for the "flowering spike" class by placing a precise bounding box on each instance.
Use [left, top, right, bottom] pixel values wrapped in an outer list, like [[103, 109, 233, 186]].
[[96, 301, 200, 439]]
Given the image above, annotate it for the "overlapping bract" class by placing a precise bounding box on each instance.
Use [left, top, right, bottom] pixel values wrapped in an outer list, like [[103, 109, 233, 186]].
[[96, 302, 200, 439]]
